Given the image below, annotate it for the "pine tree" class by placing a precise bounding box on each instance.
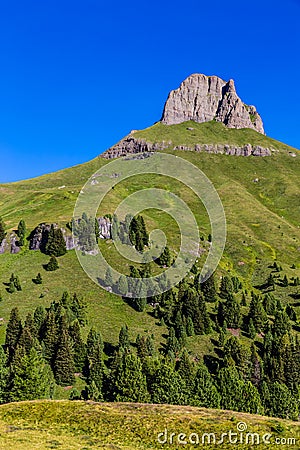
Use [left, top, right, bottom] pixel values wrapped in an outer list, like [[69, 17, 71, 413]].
[[166, 327, 179, 357], [53, 317, 75, 385], [247, 292, 267, 333], [5, 307, 22, 355], [24, 313, 36, 339], [267, 273, 275, 290], [150, 362, 184, 405], [33, 305, 46, 338], [34, 273, 43, 284], [186, 316, 194, 336], [70, 293, 87, 326], [17, 326, 35, 356], [272, 310, 291, 337], [263, 382, 298, 420], [250, 343, 263, 387], [7, 281, 16, 294], [219, 275, 234, 299], [248, 318, 256, 339], [132, 296, 147, 312], [156, 246, 171, 267], [69, 321, 86, 373], [17, 219, 26, 247], [177, 349, 195, 404], [200, 273, 217, 302], [282, 274, 289, 287], [117, 275, 128, 296], [0, 216, 6, 245], [146, 335, 155, 356], [13, 275, 22, 291], [112, 352, 149, 402], [192, 363, 220, 408], [118, 325, 129, 350], [241, 381, 263, 414], [217, 366, 244, 411], [241, 292, 247, 306], [45, 226, 67, 256], [9, 348, 52, 401], [104, 267, 113, 287], [42, 311, 58, 365], [217, 293, 241, 328], [86, 336, 104, 400], [46, 255, 59, 271]]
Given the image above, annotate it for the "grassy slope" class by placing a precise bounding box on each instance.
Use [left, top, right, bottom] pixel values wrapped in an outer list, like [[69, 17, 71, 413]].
[[1, 121, 300, 351], [132, 120, 297, 152], [0, 400, 299, 449]]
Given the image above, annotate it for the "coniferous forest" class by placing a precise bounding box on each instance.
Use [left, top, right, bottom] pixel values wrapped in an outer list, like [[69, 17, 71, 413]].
[[0, 214, 299, 422]]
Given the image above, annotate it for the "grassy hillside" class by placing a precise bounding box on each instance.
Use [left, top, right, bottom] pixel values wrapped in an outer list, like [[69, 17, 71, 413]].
[[0, 400, 299, 449], [1, 121, 300, 349], [132, 120, 297, 152]]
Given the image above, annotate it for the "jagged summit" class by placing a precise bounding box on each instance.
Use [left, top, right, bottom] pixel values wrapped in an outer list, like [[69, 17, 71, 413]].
[[160, 73, 264, 134]]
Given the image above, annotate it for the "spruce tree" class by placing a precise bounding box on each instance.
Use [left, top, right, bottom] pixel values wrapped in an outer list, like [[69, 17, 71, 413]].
[[117, 275, 128, 296], [150, 362, 184, 405], [282, 274, 289, 287], [17, 219, 26, 246], [46, 255, 59, 271], [177, 349, 195, 404], [200, 273, 217, 302], [5, 307, 22, 355], [33, 305, 46, 338], [86, 333, 104, 400], [45, 226, 67, 256], [263, 382, 298, 420], [247, 292, 267, 333], [166, 327, 179, 357], [186, 316, 194, 336], [118, 325, 129, 350], [104, 267, 113, 287], [219, 275, 234, 299], [136, 335, 148, 360], [34, 272, 43, 284], [217, 366, 244, 411], [7, 281, 16, 294], [217, 293, 241, 328], [53, 317, 75, 385], [42, 311, 58, 365], [13, 275, 22, 291], [17, 326, 35, 356], [9, 348, 52, 401], [111, 352, 149, 402], [192, 363, 220, 408], [69, 320, 86, 373]]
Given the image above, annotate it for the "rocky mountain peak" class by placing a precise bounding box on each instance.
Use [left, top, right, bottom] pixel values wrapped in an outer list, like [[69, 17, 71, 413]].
[[160, 73, 264, 134]]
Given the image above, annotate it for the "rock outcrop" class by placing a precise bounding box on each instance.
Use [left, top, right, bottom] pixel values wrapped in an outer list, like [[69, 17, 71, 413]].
[[161, 74, 264, 134], [29, 223, 52, 251], [101, 136, 271, 159], [102, 136, 171, 159], [29, 217, 111, 252]]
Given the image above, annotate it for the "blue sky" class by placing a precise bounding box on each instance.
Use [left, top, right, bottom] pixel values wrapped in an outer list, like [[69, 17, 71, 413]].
[[0, 0, 299, 182]]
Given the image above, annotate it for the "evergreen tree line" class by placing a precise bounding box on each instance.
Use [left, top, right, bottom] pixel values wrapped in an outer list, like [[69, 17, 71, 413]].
[[1, 303, 298, 420]]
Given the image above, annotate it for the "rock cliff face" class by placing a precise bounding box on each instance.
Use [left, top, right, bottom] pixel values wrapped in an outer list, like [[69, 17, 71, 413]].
[[161, 74, 264, 134], [101, 136, 272, 159]]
